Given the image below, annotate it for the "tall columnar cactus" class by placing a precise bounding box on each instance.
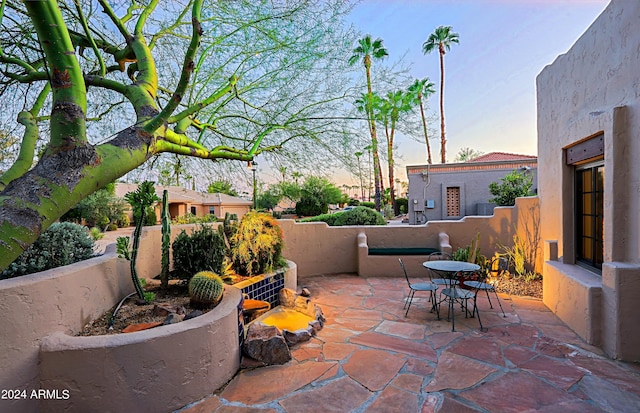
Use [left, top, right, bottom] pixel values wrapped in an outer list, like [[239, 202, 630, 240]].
[[189, 271, 225, 309], [123, 181, 160, 300], [160, 189, 171, 288]]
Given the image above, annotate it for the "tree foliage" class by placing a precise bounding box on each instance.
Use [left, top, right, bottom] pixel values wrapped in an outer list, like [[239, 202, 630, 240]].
[[0, 0, 359, 270], [489, 170, 534, 206]]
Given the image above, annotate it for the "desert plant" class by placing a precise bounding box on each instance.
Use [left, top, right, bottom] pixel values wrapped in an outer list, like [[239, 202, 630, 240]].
[[453, 232, 486, 266], [231, 211, 285, 276], [160, 190, 171, 288], [171, 225, 226, 280], [0, 222, 95, 279], [89, 227, 104, 240], [499, 234, 527, 276], [189, 271, 225, 309], [124, 181, 160, 300]]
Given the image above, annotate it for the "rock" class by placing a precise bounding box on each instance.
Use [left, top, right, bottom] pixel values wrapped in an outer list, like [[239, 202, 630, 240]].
[[242, 299, 271, 323], [152, 304, 174, 317], [300, 287, 311, 297], [176, 305, 186, 315], [184, 310, 203, 321], [135, 298, 147, 305], [308, 320, 323, 335], [283, 328, 312, 346], [162, 313, 184, 325], [279, 288, 298, 308], [243, 323, 291, 365], [122, 322, 163, 333]]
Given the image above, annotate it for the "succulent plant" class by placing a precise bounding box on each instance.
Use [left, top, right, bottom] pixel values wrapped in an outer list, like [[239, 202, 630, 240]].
[[189, 271, 225, 309]]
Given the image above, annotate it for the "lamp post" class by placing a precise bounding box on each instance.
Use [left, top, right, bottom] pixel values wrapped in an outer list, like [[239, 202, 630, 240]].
[[250, 161, 257, 210]]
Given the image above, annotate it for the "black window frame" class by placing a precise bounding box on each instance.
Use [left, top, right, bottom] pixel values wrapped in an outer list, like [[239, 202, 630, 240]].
[[575, 160, 604, 272]]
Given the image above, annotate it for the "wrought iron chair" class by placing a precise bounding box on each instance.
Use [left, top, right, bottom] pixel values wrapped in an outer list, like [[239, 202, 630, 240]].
[[399, 259, 439, 317], [440, 270, 481, 332], [464, 256, 508, 318], [426, 251, 454, 287]]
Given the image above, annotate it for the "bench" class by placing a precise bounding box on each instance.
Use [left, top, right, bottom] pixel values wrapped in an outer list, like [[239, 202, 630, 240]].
[[368, 247, 440, 256], [357, 231, 452, 277]]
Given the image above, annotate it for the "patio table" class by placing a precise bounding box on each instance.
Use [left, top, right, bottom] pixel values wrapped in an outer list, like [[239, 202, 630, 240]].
[[422, 260, 483, 331]]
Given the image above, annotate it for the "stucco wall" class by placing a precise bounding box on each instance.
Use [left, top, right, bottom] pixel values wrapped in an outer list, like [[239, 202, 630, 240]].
[[0, 246, 131, 413], [407, 167, 538, 224], [280, 196, 541, 278], [536, 0, 640, 360], [38, 287, 241, 413]]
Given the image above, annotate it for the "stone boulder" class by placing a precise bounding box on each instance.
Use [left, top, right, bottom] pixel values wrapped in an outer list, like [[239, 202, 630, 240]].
[[243, 323, 291, 366]]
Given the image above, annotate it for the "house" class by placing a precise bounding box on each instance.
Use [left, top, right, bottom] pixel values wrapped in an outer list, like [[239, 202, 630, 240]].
[[536, 0, 640, 360], [405, 152, 537, 224], [115, 183, 252, 223]]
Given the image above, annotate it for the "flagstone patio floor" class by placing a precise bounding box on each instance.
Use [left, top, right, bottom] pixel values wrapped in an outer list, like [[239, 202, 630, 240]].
[[176, 274, 640, 413]]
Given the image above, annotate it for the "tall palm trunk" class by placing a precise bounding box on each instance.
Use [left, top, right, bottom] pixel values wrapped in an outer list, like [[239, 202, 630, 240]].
[[388, 123, 396, 213], [438, 46, 446, 164], [364, 58, 382, 211], [418, 93, 433, 164]]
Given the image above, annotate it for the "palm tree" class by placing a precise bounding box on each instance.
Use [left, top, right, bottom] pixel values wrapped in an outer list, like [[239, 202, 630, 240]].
[[379, 90, 413, 212], [408, 78, 436, 164], [349, 35, 388, 211], [354, 151, 365, 201], [423, 26, 459, 164]]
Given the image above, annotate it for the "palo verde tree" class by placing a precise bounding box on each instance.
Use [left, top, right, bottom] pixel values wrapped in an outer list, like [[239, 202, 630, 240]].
[[0, 0, 358, 271]]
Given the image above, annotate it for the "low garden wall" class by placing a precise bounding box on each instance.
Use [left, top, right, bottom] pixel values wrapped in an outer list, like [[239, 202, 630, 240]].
[[38, 286, 242, 413], [280, 196, 541, 278]]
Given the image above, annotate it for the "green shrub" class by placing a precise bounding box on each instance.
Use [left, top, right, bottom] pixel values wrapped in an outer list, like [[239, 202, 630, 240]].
[[489, 169, 534, 206], [394, 198, 408, 214], [1, 222, 95, 279], [171, 213, 218, 224], [171, 225, 226, 280], [106, 223, 118, 231], [335, 206, 386, 226], [295, 195, 327, 216], [231, 211, 285, 276], [89, 227, 104, 240], [116, 213, 130, 228], [300, 207, 386, 226], [300, 213, 340, 225], [360, 201, 375, 209]]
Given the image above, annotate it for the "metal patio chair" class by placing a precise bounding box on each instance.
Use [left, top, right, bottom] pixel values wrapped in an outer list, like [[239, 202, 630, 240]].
[[464, 256, 508, 318], [399, 259, 439, 318]]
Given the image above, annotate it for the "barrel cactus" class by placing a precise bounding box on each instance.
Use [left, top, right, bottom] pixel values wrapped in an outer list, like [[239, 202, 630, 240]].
[[189, 271, 225, 309]]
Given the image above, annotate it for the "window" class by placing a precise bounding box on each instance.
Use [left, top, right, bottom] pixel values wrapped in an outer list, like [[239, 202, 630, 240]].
[[209, 206, 215, 215], [446, 187, 460, 217], [190, 206, 197, 215], [575, 162, 604, 270]]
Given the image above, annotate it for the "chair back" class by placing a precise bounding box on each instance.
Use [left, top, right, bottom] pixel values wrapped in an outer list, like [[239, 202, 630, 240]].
[[489, 257, 509, 277], [428, 251, 452, 261], [398, 258, 411, 286]]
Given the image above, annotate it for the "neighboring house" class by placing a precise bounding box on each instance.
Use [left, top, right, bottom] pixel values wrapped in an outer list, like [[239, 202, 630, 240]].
[[115, 183, 252, 223], [536, 0, 640, 361], [405, 152, 537, 225]]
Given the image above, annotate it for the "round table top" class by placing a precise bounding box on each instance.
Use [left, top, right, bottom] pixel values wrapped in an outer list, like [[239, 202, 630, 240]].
[[422, 260, 480, 272]]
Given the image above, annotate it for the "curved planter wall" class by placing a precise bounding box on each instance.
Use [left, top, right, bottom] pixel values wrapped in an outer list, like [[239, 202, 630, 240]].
[[38, 287, 241, 413]]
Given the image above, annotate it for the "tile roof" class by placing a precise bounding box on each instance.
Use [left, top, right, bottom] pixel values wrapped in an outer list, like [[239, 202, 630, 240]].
[[468, 152, 537, 162]]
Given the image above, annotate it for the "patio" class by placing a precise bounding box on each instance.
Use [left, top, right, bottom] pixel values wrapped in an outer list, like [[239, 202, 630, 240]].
[[177, 274, 640, 412]]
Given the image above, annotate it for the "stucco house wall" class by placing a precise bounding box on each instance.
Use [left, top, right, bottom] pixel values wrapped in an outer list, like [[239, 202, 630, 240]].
[[536, 0, 640, 360], [115, 184, 251, 224], [406, 158, 537, 225]]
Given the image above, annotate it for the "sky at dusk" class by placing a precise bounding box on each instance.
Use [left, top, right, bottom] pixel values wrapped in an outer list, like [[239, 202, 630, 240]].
[[341, 0, 610, 184]]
